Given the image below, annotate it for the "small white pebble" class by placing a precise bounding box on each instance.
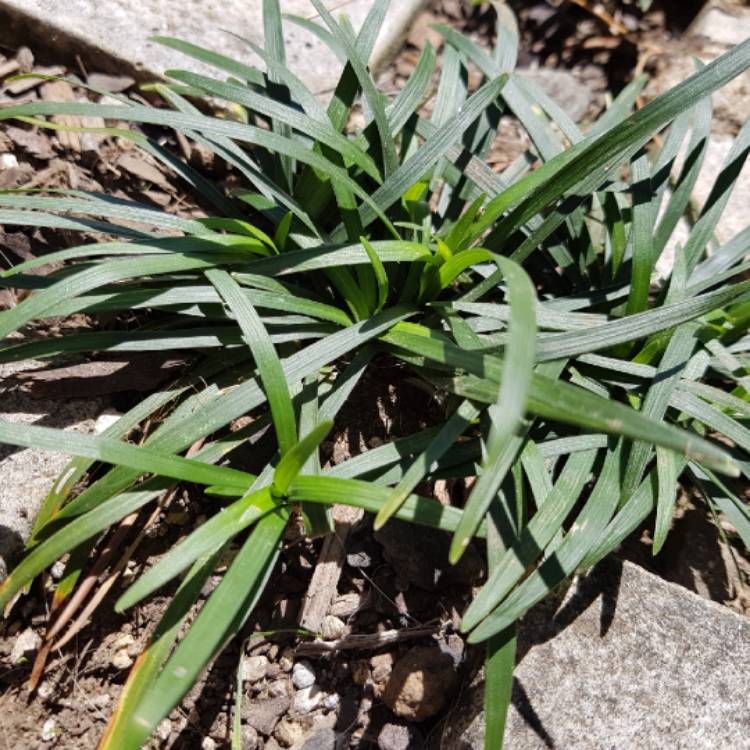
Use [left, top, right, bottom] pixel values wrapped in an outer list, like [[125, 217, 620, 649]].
[[322, 692, 340, 710], [50, 561, 66, 580], [274, 717, 304, 747], [37, 681, 54, 701], [40, 719, 57, 742], [0, 153, 18, 170], [91, 693, 111, 708], [241, 724, 259, 749], [278, 647, 294, 672], [94, 409, 122, 434], [292, 660, 316, 689], [111, 649, 134, 670], [11, 628, 41, 664], [112, 633, 137, 652], [321, 615, 347, 640], [242, 654, 269, 683], [156, 718, 172, 741], [268, 679, 289, 698], [293, 685, 324, 714]]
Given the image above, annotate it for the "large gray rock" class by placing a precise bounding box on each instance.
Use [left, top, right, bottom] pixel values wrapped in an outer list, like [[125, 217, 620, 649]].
[[0, 0, 425, 94], [0, 360, 104, 579], [443, 557, 750, 749]]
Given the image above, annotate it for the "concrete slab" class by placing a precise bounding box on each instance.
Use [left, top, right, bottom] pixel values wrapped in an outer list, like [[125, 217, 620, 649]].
[[0, 361, 105, 580], [444, 557, 750, 749], [0, 0, 425, 95]]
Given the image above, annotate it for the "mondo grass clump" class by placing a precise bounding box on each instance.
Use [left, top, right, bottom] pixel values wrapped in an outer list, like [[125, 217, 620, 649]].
[[1, 2, 749, 747]]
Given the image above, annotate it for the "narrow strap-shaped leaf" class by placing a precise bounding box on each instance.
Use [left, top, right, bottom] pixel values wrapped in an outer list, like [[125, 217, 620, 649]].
[[671, 389, 750, 455], [691, 225, 750, 287], [621, 322, 699, 499], [0, 479, 170, 610], [483, 627, 516, 750], [653, 92, 712, 259], [348, 74, 509, 236], [653, 446, 679, 555], [63, 307, 413, 523], [449, 433, 526, 564], [0, 250, 245, 340], [0, 193, 205, 234], [116, 487, 277, 612], [485, 258, 537, 444], [99, 551, 221, 750], [691, 465, 750, 551], [272, 421, 333, 496], [684, 114, 750, 273], [166, 70, 380, 181], [386, 42, 436, 136], [28, 371, 222, 542], [206, 268, 297, 455], [123, 508, 288, 748], [361, 236, 389, 313], [468, 39, 750, 245], [151, 36, 264, 85], [311, 0, 396, 176], [462, 448, 597, 630], [375, 400, 480, 530], [625, 151, 655, 315], [287, 475, 486, 537], [482, 503, 516, 750], [467, 448, 622, 642], [38, 282, 351, 327], [534, 280, 750, 361], [298, 375, 333, 537], [381, 325, 738, 476], [0, 418, 255, 489], [154, 83, 320, 236], [448, 257, 538, 562], [262, 0, 293, 187], [0, 100, 399, 236]]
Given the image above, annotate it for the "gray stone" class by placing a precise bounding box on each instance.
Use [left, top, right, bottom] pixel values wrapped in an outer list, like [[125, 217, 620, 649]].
[[10, 626, 42, 664], [243, 654, 270, 683], [292, 659, 316, 689], [689, 1, 750, 48], [241, 692, 290, 735], [240, 724, 260, 750], [0, 0, 426, 96], [517, 68, 592, 122], [0, 360, 104, 580], [377, 722, 422, 750], [300, 728, 337, 750], [442, 557, 750, 749], [292, 684, 326, 714]]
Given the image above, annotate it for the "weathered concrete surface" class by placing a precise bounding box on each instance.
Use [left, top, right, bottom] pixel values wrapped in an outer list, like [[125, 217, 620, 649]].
[[0, 0, 426, 94], [0, 361, 104, 580], [444, 557, 750, 749]]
